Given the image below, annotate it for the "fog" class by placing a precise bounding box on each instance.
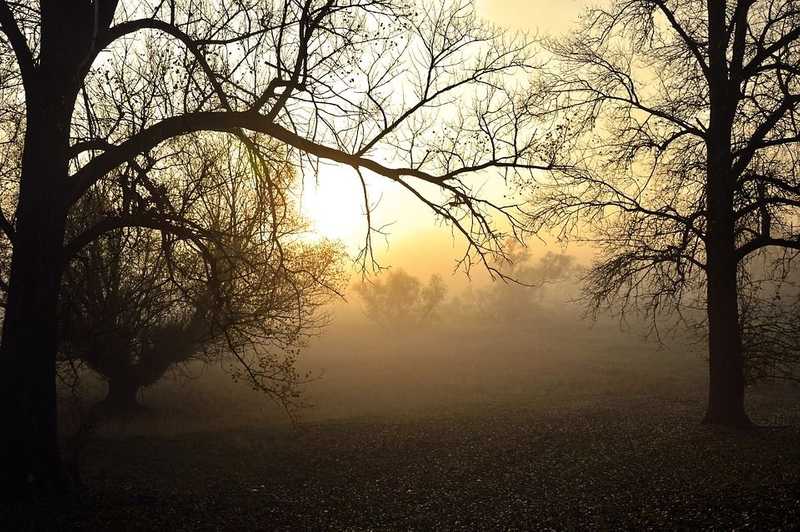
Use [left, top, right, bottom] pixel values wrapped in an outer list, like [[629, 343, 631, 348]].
[[63, 243, 719, 438], [49, 240, 800, 530]]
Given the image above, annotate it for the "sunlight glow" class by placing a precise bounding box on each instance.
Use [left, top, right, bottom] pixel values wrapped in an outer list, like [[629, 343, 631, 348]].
[[299, 163, 399, 249]]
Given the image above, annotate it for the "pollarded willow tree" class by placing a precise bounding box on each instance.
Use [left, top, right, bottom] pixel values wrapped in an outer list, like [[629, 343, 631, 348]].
[[528, 0, 800, 426], [0, 0, 554, 494], [59, 134, 344, 415]]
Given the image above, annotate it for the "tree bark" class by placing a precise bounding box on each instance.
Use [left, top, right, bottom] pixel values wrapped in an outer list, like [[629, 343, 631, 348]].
[[0, 2, 92, 495], [100, 377, 144, 415], [704, 241, 749, 426], [702, 0, 750, 427], [0, 121, 70, 495]]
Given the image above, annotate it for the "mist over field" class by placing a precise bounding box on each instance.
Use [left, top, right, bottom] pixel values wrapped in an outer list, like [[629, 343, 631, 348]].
[[61, 247, 713, 435], [47, 248, 800, 530]]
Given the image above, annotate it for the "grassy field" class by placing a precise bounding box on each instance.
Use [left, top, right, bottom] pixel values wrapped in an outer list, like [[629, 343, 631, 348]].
[[4, 314, 800, 530], [7, 392, 800, 530]]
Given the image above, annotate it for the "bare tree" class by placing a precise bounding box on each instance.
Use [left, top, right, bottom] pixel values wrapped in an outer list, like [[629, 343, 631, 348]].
[[0, 0, 551, 493], [473, 245, 580, 323], [528, 0, 800, 426], [59, 134, 344, 416], [736, 257, 800, 384], [355, 269, 447, 326]]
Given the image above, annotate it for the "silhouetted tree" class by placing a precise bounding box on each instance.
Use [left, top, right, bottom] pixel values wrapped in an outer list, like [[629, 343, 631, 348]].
[[475, 246, 580, 323], [441, 243, 580, 327], [529, 0, 800, 426], [0, 0, 553, 492], [737, 261, 800, 384], [60, 227, 212, 414], [58, 136, 344, 415], [355, 269, 447, 327]]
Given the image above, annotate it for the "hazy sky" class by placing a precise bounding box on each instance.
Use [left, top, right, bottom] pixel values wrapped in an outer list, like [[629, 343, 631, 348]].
[[300, 1, 591, 279], [476, 0, 589, 34]]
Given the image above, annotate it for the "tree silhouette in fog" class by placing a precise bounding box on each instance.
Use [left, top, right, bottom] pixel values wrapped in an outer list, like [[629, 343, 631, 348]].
[[355, 270, 447, 327], [355, 245, 579, 330], [529, 0, 800, 426], [58, 136, 343, 415], [0, 0, 552, 493], [474, 246, 580, 323], [736, 260, 800, 384]]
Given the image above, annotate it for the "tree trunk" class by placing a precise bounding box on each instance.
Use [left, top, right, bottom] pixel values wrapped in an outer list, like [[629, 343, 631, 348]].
[[0, 1, 111, 497], [702, 0, 750, 427], [703, 126, 748, 426], [0, 139, 70, 495], [101, 377, 144, 415], [703, 248, 749, 426]]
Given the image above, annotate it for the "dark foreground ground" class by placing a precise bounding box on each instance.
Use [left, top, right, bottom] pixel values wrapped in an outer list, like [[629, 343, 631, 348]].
[[4, 393, 800, 531], [4, 318, 800, 530]]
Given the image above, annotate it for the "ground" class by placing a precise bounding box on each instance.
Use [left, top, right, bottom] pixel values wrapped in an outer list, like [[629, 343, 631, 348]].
[[5, 392, 800, 530], [3, 319, 800, 530]]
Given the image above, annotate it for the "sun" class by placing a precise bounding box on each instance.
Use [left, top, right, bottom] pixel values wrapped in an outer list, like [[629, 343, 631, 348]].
[[299, 163, 395, 247]]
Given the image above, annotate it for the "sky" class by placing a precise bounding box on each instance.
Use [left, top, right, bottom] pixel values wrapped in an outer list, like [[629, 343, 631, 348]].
[[299, 1, 591, 280], [476, 0, 590, 33]]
